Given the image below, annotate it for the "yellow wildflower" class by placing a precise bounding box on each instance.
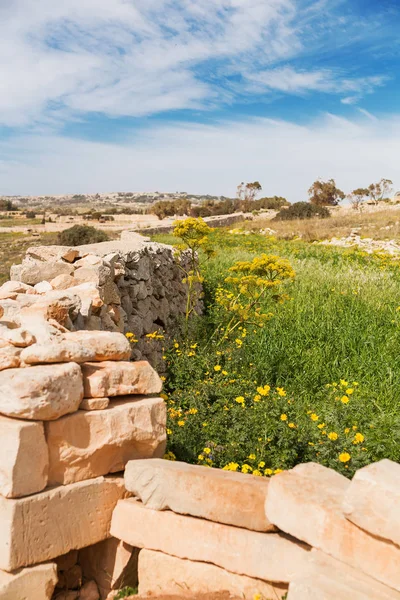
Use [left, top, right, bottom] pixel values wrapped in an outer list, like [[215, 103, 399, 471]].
[[258, 461, 266, 468], [276, 387, 286, 397], [346, 388, 354, 395], [253, 394, 261, 402], [341, 395, 349, 404], [166, 428, 172, 435], [344, 427, 350, 434], [339, 452, 351, 463], [288, 422, 296, 429], [310, 413, 319, 421], [340, 379, 349, 387], [280, 414, 288, 421], [235, 396, 245, 405], [353, 433, 365, 444], [214, 365, 222, 372], [222, 370, 228, 375], [164, 451, 176, 461], [223, 462, 239, 471], [241, 464, 253, 473], [198, 454, 204, 461], [253, 470, 262, 477], [328, 432, 338, 441], [257, 385, 270, 396], [204, 447, 211, 455], [317, 423, 325, 429], [274, 469, 283, 474], [248, 453, 256, 460], [177, 420, 185, 427]]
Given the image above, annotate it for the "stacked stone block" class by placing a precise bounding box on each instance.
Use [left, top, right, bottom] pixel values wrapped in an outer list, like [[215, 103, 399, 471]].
[[0, 302, 166, 600]]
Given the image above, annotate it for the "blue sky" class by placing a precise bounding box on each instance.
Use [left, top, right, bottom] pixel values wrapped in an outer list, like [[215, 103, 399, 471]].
[[0, 0, 399, 200]]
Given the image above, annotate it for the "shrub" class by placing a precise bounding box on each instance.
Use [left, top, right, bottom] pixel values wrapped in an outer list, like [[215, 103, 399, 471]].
[[57, 225, 109, 246], [274, 202, 330, 221], [25, 211, 36, 219]]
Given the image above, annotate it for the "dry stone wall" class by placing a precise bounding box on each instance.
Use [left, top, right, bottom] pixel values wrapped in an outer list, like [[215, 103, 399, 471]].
[[8, 232, 194, 367]]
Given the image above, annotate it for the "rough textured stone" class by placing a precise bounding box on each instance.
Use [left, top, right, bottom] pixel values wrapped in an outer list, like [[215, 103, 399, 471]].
[[0, 562, 58, 600], [0, 323, 35, 347], [46, 397, 166, 485], [49, 274, 76, 290], [82, 361, 162, 398], [288, 550, 400, 600], [125, 459, 273, 532], [21, 331, 131, 365], [138, 550, 288, 599], [34, 281, 53, 294], [0, 476, 126, 572], [79, 538, 138, 600], [26, 245, 79, 263], [19, 293, 81, 327], [0, 415, 48, 498], [79, 397, 110, 411], [265, 462, 400, 591], [80, 580, 101, 600], [111, 499, 310, 583], [11, 260, 75, 285], [56, 550, 79, 571], [0, 346, 20, 371], [0, 362, 83, 421], [343, 459, 400, 546]]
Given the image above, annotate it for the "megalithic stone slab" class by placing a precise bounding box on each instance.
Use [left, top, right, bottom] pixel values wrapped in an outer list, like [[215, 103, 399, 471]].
[[343, 459, 400, 546], [124, 459, 273, 532], [0, 362, 83, 420], [265, 462, 400, 591], [111, 499, 310, 583], [0, 415, 48, 498], [81, 361, 162, 398], [138, 549, 288, 600], [0, 476, 126, 572], [287, 550, 400, 600], [0, 562, 58, 600], [46, 397, 166, 485]]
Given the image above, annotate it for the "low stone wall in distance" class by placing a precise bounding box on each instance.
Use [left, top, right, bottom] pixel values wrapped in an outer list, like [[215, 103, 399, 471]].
[[7, 232, 193, 367]]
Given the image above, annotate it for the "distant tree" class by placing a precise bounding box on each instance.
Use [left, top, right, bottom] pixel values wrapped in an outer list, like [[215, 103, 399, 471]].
[[57, 225, 109, 246], [274, 202, 330, 221], [367, 178, 393, 205], [308, 179, 345, 206], [25, 211, 36, 219], [236, 181, 262, 203], [348, 188, 369, 212]]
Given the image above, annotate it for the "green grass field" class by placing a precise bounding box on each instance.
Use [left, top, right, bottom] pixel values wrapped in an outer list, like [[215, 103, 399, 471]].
[[154, 230, 400, 476]]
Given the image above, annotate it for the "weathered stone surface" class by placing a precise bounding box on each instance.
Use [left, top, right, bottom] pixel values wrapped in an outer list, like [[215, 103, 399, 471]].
[[0, 346, 20, 371], [111, 500, 310, 583], [49, 274, 76, 290], [0, 362, 83, 420], [19, 293, 81, 327], [56, 550, 79, 571], [11, 260, 75, 285], [265, 462, 400, 591], [125, 459, 273, 532], [288, 550, 400, 600], [82, 361, 162, 398], [80, 580, 100, 600], [0, 415, 48, 498], [21, 331, 131, 365], [79, 538, 138, 600], [139, 550, 288, 599], [80, 397, 110, 411], [343, 459, 400, 546], [46, 397, 166, 485], [34, 281, 53, 294], [0, 323, 35, 347], [0, 562, 58, 600], [27, 245, 79, 263], [0, 476, 126, 571]]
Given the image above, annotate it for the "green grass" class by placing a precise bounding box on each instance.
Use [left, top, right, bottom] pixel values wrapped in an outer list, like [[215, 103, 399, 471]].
[[155, 230, 400, 474]]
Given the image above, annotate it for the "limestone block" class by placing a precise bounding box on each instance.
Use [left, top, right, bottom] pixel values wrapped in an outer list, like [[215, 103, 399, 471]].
[[19, 293, 81, 327], [12, 260, 75, 285], [0, 562, 58, 600], [26, 245, 79, 263], [0, 476, 126, 571], [343, 459, 400, 546], [34, 281, 53, 294], [111, 500, 310, 583], [0, 362, 83, 420], [79, 537, 138, 600], [80, 397, 110, 411], [21, 331, 131, 365], [80, 580, 100, 600], [288, 550, 400, 600], [50, 274, 76, 290], [0, 346, 20, 371], [46, 397, 166, 485], [265, 462, 400, 591], [0, 415, 48, 498], [0, 281, 32, 295], [125, 459, 273, 532], [0, 323, 35, 347], [81, 361, 162, 398], [138, 550, 288, 599], [101, 281, 121, 305]]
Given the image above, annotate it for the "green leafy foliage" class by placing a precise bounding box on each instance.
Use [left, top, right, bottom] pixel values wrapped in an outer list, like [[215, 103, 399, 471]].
[[57, 224, 109, 246], [274, 202, 330, 220]]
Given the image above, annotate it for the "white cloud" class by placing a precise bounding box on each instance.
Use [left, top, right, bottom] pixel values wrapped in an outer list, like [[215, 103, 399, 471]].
[[0, 113, 398, 200]]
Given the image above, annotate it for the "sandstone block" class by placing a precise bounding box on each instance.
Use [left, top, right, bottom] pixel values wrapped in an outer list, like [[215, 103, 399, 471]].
[[0, 346, 20, 371], [125, 459, 273, 532], [0, 562, 58, 600], [111, 500, 310, 583], [0, 362, 83, 420], [0, 476, 126, 571], [80, 397, 110, 411], [50, 274, 76, 290], [21, 331, 131, 365], [138, 550, 288, 599], [79, 537, 138, 600], [288, 550, 400, 600], [46, 397, 166, 485], [0, 323, 35, 347], [82, 361, 162, 398], [265, 462, 400, 591], [343, 459, 400, 546], [0, 415, 48, 498]]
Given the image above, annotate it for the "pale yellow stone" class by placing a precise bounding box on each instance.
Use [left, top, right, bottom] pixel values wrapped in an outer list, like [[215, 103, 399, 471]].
[[138, 549, 288, 599], [0, 562, 58, 600], [0, 476, 126, 572], [26, 245, 79, 263], [82, 361, 162, 398], [343, 459, 400, 546], [21, 331, 131, 365], [288, 550, 400, 600], [79, 538, 138, 600], [49, 274, 76, 290], [111, 499, 310, 583], [265, 462, 400, 591], [46, 397, 166, 485], [0, 362, 83, 420], [125, 459, 273, 532], [0, 323, 35, 348], [79, 397, 110, 411], [0, 346, 20, 371], [0, 415, 48, 498]]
